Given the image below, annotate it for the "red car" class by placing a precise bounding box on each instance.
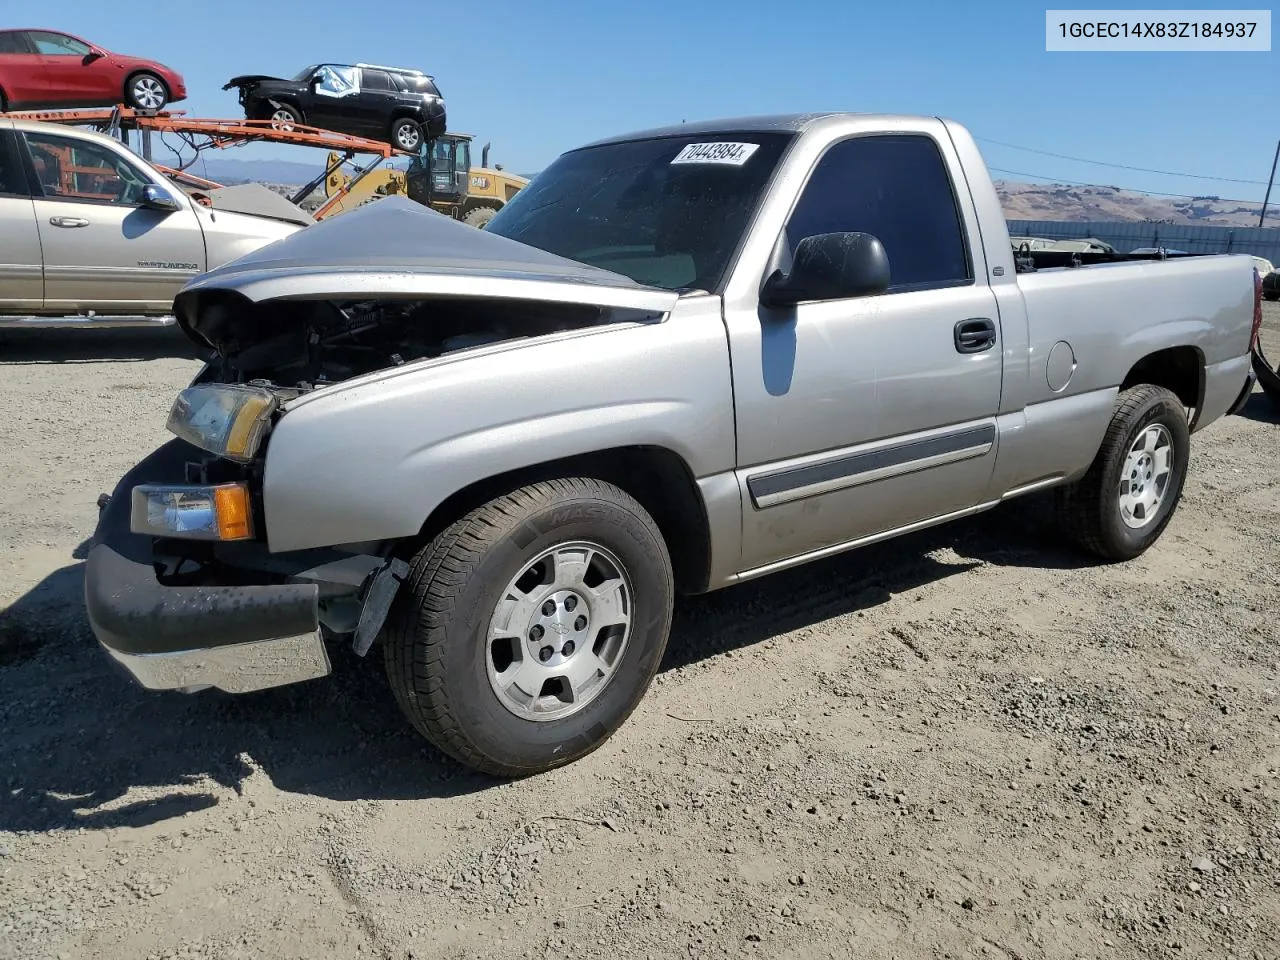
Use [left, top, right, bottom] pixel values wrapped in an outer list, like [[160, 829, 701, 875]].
[[0, 28, 186, 112]]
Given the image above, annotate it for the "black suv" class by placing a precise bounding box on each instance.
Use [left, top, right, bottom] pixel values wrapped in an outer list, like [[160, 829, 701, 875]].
[[223, 63, 447, 151]]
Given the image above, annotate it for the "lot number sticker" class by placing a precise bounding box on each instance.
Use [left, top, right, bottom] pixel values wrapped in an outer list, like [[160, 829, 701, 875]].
[[671, 142, 760, 166]]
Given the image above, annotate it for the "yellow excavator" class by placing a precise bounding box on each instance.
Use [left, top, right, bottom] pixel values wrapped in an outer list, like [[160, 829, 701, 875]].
[[319, 132, 528, 227]]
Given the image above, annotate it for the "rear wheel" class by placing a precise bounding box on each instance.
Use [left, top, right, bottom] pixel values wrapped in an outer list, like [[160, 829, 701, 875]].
[[390, 117, 424, 152], [383, 478, 674, 777], [1055, 384, 1190, 560], [125, 73, 168, 110]]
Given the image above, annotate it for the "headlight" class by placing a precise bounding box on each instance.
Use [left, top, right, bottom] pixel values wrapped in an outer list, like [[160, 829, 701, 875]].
[[166, 384, 277, 462], [130, 482, 254, 541]]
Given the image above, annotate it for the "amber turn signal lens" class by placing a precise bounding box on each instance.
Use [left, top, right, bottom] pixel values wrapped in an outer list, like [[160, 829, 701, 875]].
[[213, 484, 253, 541]]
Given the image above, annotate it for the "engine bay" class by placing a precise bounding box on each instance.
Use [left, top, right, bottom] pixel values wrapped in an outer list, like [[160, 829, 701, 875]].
[[184, 292, 651, 390]]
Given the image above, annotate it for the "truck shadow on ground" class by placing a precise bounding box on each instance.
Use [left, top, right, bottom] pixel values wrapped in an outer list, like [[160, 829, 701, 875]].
[[1235, 390, 1280, 425], [0, 328, 206, 365], [0, 494, 1090, 833]]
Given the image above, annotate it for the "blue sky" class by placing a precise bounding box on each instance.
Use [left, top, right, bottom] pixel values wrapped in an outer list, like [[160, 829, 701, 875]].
[[31, 0, 1279, 201]]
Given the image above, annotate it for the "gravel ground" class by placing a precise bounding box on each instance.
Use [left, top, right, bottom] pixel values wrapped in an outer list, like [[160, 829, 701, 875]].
[[2, 307, 1279, 960]]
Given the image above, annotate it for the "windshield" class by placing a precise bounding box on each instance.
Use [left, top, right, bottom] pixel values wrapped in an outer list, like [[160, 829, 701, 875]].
[[291, 64, 319, 82], [484, 132, 794, 292]]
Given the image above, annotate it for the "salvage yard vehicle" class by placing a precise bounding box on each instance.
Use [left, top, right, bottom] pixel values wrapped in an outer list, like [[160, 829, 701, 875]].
[[1263, 266, 1279, 301], [0, 117, 308, 325], [223, 62, 447, 153], [0, 28, 186, 112], [85, 112, 1262, 778]]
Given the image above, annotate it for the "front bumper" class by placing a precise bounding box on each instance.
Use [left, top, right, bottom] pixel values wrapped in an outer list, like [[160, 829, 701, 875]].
[[85, 438, 330, 694]]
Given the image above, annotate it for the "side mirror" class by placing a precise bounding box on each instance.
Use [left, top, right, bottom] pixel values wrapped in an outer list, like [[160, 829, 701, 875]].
[[760, 231, 890, 307], [308, 75, 322, 88], [83, 47, 105, 63], [141, 184, 180, 212]]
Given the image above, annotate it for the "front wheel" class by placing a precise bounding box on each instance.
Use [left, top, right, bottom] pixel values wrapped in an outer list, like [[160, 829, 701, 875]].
[[125, 73, 169, 110], [1055, 383, 1190, 561], [266, 103, 304, 131], [383, 478, 675, 777]]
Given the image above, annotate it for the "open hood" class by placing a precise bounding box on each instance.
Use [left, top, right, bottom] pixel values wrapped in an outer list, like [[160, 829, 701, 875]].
[[173, 197, 681, 374], [177, 196, 680, 314], [222, 74, 289, 90]]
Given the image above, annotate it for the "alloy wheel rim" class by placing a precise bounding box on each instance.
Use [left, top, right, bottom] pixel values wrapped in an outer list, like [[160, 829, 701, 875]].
[[1119, 423, 1174, 529], [396, 125, 420, 149], [485, 541, 633, 722], [133, 77, 165, 110]]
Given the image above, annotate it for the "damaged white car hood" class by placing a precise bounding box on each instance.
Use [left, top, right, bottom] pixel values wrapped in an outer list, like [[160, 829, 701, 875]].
[[176, 196, 680, 314]]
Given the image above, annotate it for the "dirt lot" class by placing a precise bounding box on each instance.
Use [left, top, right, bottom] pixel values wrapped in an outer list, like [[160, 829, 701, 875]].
[[2, 306, 1279, 960]]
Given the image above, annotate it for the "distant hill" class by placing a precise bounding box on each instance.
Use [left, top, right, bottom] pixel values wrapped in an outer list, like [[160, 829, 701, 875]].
[[996, 180, 1267, 226], [199, 157, 326, 186], [186, 158, 1268, 227]]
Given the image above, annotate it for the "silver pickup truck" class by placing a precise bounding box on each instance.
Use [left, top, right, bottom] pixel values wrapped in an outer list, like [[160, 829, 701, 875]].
[[0, 117, 306, 325], [84, 112, 1263, 777]]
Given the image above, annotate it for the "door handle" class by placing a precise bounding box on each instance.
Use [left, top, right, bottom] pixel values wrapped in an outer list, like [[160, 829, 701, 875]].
[[954, 318, 997, 353], [49, 216, 90, 228]]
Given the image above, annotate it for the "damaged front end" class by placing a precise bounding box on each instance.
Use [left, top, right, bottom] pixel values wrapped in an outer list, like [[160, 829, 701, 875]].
[[85, 197, 677, 695]]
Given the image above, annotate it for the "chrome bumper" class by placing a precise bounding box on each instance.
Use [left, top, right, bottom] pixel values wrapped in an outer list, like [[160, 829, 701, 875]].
[[100, 629, 331, 694]]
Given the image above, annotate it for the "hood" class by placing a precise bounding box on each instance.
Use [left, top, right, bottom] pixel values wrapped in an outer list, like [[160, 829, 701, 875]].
[[176, 196, 680, 315], [110, 53, 177, 73], [222, 74, 289, 90], [201, 182, 315, 227]]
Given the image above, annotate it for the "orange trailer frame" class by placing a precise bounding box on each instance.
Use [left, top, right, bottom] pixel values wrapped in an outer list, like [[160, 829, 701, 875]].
[[6, 105, 414, 219]]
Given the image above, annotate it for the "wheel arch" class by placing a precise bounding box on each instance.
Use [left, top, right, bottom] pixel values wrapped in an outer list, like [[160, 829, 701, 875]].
[[123, 69, 169, 102], [1120, 345, 1205, 427], [410, 445, 713, 596], [388, 109, 425, 127]]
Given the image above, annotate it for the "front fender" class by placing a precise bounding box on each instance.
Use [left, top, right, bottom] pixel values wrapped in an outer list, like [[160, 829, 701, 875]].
[[259, 299, 736, 553]]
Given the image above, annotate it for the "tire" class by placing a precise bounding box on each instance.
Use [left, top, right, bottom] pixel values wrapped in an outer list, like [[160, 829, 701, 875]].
[[1264, 292, 1279, 302], [266, 103, 304, 131], [390, 117, 424, 152], [125, 72, 168, 111], [383, 477, 674, 777], [463, 205, 498, 229], [1055, 384, 1190, 561]]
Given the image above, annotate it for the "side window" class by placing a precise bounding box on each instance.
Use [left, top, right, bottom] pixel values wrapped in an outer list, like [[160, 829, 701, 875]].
[[785, 134, 971, 291], [0, 31, 29, 54], [314, 65, 359, 98], [23, 132, 152, 205], [0, 131, 32, 196], [457, 142, 471, 171], [361, 69, 393, 92], [29, 31, 91, 56]]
